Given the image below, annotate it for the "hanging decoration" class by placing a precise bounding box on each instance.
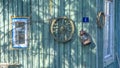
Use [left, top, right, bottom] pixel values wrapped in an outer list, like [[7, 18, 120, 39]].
[[96, 12, 105, 28], [79, 17, 91, 45], [79, 0, 91, 46], [79, 30, 91, 45], [50, 17, 75, 43]]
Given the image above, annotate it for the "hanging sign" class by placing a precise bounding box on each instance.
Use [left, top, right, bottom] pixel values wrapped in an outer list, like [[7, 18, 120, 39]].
[[82, 17, 89, 23]]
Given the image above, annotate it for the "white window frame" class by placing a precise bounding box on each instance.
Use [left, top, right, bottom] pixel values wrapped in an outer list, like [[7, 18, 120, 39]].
[[12, 17, 29, 48], [103, 0, 114, 67]]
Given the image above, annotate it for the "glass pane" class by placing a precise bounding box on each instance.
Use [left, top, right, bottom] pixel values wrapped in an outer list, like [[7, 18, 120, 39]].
[[15, 22, 25, 28], [19, 33, 25, 44], [15, 22, 25, 44]]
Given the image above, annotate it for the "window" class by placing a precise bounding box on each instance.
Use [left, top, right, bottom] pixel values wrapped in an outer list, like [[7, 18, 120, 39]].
[[103, 0, 114, 67], [12, 17, 29, 48]]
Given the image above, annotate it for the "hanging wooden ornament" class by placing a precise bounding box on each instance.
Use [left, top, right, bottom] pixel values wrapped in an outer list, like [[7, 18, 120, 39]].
[[50, 17, 75, 43]]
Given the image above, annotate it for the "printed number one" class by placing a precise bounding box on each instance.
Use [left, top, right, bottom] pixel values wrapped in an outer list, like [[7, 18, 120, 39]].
[[84, 18, 86, 22]]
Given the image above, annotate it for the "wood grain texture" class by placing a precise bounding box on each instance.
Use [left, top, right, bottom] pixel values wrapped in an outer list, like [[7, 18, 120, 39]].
[[0, 0, 119, 68]]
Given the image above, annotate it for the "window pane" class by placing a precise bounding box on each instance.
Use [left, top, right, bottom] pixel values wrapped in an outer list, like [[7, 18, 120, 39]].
[[15, 22, 25, 44], [15, 22, 25, 28]]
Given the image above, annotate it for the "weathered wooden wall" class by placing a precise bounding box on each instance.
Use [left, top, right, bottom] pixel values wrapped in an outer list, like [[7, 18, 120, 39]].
[[0, 0, 119, 68], [97, 0, 120, 68], [96, 0, 104, 68], [114, 0, 120, 68]]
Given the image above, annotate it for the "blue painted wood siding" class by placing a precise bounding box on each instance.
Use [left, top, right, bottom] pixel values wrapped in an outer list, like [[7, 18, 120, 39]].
[[1, 0, 119, 68], [114, 0, 120, 68]]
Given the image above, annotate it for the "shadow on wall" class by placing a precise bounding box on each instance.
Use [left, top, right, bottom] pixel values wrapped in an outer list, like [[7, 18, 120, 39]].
[[0, 0, 97, 68]]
